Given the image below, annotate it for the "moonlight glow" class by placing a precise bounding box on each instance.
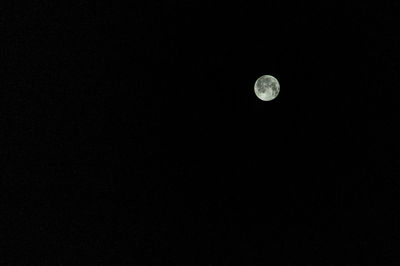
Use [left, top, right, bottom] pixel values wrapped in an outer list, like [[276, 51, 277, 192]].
[[254, 75, 280, 101]]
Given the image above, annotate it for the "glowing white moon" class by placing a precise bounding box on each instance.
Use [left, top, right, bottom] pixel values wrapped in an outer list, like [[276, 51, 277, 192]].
[[254, 75, 280, 101]]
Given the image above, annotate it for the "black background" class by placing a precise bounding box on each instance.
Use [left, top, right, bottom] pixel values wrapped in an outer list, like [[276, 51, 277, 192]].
[[2, 1, 400, 264]]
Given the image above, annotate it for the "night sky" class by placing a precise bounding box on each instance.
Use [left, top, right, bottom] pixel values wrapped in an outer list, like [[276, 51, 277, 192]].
[[2, 1, 400, 264]]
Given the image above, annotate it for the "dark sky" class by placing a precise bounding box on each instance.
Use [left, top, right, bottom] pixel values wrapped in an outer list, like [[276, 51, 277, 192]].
[[2, 1, 400, 264]]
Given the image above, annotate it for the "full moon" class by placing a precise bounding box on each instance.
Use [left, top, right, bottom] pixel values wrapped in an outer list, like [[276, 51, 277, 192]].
[[254, 75, 280, 101]]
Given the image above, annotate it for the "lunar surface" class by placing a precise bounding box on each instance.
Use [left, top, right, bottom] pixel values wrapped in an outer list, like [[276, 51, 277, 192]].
[[254, 75, 280, 101]]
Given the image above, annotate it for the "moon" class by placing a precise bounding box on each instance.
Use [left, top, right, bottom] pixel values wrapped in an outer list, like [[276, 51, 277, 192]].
[[254, 75, 280, 101]]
